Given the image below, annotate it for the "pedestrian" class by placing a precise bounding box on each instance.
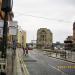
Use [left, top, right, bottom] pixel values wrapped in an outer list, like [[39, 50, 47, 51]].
[[23, 47, 25, 55], [12, 40, 16, 55], [26, 47, 28, 55]]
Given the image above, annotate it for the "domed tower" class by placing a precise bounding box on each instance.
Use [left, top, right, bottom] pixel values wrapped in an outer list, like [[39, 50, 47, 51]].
[[37, 28, 53, 49], [73, 22, 75, 43]]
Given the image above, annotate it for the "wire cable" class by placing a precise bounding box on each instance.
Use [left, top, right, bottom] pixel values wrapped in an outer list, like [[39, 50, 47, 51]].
[[13, 12, 73, 23]]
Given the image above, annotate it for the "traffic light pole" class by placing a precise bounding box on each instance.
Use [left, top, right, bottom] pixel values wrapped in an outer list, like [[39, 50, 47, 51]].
[[1, 11, 8, 58]]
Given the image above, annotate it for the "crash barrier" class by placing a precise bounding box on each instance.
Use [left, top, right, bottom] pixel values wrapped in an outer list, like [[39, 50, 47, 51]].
[[43, 49, 66, 54]]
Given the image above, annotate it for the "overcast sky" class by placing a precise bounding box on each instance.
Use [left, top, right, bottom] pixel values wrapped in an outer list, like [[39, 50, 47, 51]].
[[13, 0, 75, 43]]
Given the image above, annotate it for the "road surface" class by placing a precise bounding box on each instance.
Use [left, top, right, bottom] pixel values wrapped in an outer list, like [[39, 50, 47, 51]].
[[19, 49, 75, 75]]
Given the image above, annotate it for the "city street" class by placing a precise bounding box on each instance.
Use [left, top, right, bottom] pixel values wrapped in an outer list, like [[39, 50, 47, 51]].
[[18, 49, 75, 75], [1, 0, 75, 75]]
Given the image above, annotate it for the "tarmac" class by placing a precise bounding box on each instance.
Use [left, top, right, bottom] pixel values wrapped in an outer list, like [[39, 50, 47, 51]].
[[13, 48, 75, 75], [15, 48, 29, 75]]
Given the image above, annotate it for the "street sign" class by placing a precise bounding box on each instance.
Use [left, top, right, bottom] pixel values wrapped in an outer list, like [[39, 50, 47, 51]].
[[8, 21, 17, 27], [9, 26, 17, 35], [0, 20, 18, 37], [8, 21, 18, 35]]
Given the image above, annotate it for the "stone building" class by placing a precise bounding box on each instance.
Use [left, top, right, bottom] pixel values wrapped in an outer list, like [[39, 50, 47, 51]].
[[37, 28, 53, 49], [64, 22, 75, 51], [17, 26, 26, 48]]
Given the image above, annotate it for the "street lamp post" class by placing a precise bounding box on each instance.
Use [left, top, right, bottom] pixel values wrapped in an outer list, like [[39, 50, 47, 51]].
[[1, 11, 8, 58], [1, 0, 13, 58], [0, 0, 13, 74]]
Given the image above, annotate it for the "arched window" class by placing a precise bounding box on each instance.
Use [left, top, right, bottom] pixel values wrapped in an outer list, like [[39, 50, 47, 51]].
[[40, 30, 47, 41]]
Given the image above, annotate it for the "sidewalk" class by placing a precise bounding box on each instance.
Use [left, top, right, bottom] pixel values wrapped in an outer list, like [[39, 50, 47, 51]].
[[6, 48, 22, 75], [16, 48, 23, 75], [7, 49, 13, 75], [16, 48, 30, 75]]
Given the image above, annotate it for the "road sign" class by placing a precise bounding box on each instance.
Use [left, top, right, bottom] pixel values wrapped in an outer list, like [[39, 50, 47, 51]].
[[0, 20, 18, 36], [8, 21, 17, 27], [8, 21, 18, 35]]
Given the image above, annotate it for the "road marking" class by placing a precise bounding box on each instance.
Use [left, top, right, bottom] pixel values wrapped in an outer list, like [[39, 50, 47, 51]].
[[48, 64, 68, 75], [32, 49, 69, 75], [17, 49, 30, 75], [20, 58, 30, 75], [16, 50, 22, 75]]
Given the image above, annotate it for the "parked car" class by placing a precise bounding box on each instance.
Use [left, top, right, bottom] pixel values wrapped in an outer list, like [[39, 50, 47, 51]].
[[27, 47, 33, 50]]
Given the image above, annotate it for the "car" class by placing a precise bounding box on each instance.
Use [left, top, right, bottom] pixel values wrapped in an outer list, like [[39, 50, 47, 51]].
[[27, 47, 33, 50], [28, 48, 32, 50]]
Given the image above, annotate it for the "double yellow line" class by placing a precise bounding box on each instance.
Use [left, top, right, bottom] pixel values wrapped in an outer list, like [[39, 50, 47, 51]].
[[17, 50, 30, 75], [20, 58, 30, 75]]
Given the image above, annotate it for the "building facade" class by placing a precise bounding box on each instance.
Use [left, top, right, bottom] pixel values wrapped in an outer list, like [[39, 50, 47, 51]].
[[21, 30, 26, 48], [0, 0, 14, 48], [64, 36, 73, 50], [37, 28, 53, 49], [17, 27, 26, 48]]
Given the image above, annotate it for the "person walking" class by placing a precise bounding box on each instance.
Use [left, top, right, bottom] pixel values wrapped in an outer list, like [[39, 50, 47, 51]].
[[12, 40, 16, 56], [26, 48, 28, 55], [23, 47, 28, 56], [25, 47, 28, 56], [23, 47, 25, 55]]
